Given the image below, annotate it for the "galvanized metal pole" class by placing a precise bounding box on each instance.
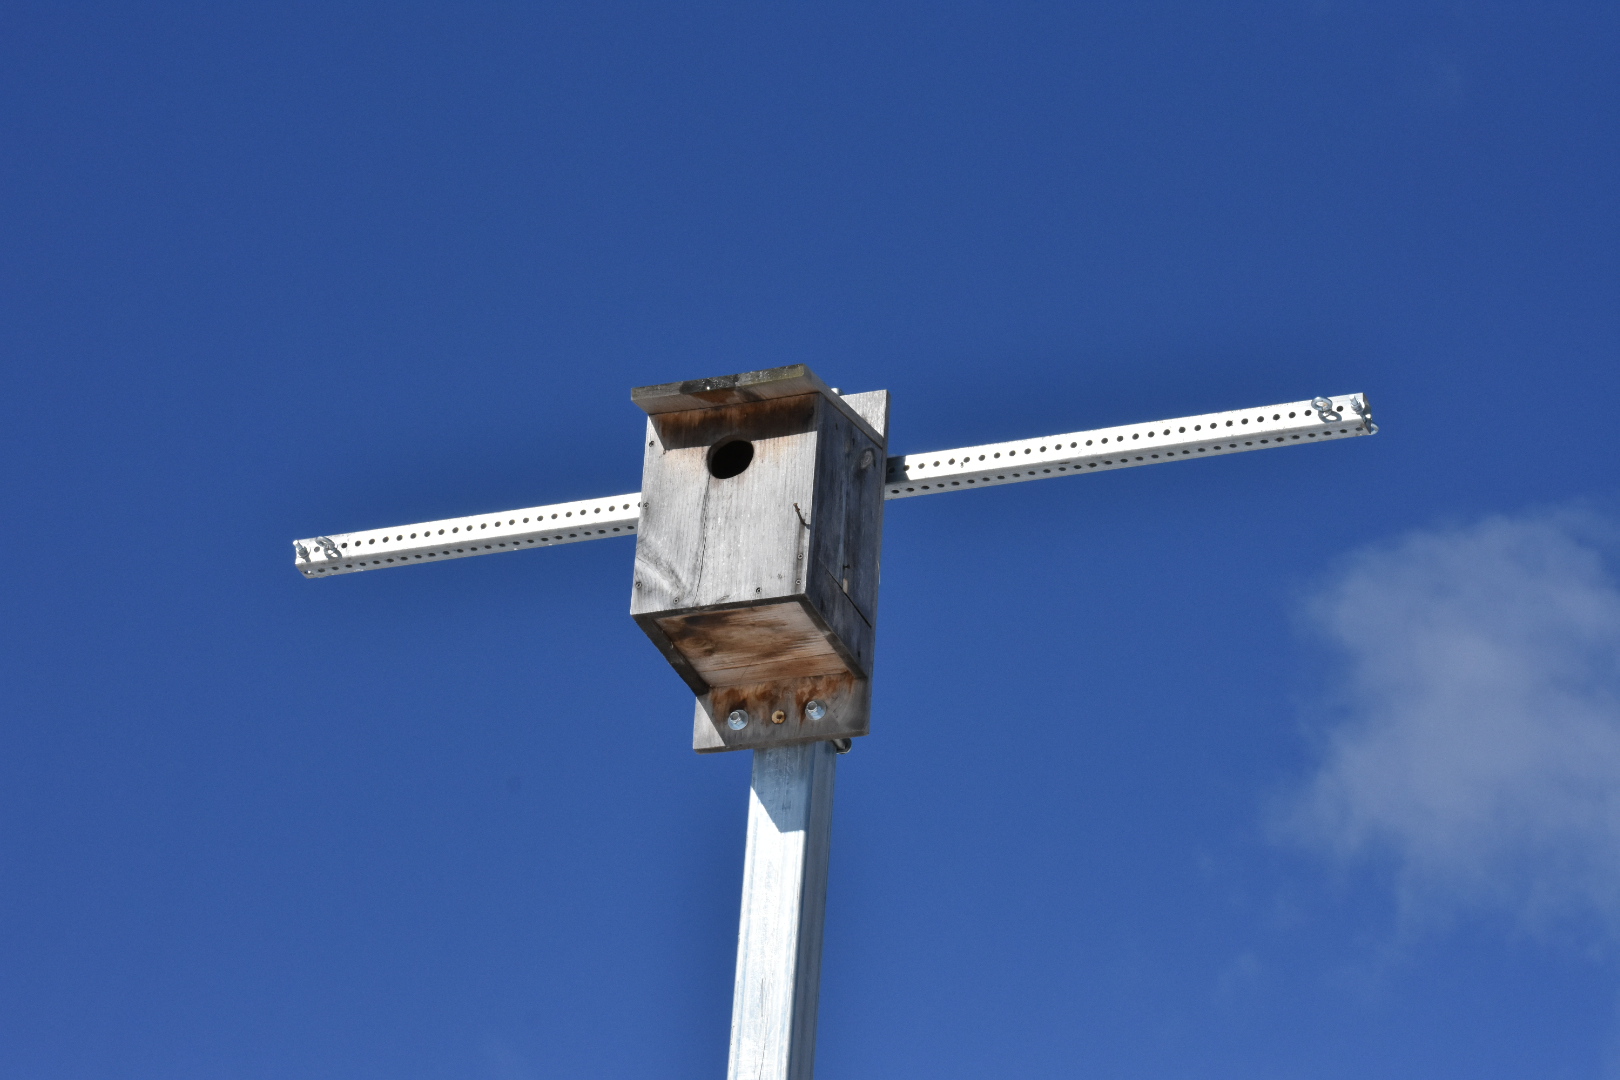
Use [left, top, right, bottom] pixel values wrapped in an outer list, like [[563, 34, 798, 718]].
[[728, 742, 839, 1080]]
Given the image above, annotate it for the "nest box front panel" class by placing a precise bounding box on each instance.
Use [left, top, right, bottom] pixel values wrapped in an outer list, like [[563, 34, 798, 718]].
[[633, 392, 879, 690], [633, 393, 819, 622]]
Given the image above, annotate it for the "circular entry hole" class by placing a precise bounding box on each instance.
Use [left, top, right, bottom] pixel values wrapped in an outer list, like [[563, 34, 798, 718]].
[[708, 439, 755, 479]]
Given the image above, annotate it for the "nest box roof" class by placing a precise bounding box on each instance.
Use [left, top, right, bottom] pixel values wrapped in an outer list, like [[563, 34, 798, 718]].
[[631, 365, 883, 445]]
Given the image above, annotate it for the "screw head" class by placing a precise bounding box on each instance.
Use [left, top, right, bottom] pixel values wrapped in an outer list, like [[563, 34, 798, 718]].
[[726, 710, 748, 730], [805, 700, 827, 721]]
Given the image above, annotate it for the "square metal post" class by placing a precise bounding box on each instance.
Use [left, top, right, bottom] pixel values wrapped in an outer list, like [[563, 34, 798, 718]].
[[729, 742, 838, 1080]]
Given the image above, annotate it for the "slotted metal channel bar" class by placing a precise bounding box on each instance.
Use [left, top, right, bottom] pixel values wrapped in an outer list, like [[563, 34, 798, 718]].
[[883, 393, 1374, 500], [293, 394, 1373, 578], [293, 494, 643, 578]]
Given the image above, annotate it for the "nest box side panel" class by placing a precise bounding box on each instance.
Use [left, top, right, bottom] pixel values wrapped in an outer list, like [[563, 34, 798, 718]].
[[802, 395, 887, 678], [838, 389, 890, 446]]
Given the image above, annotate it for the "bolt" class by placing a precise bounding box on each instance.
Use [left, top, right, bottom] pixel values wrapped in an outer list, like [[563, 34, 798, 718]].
[[771, 710, 786, 724], [805, 700, 827, 721], [727, 710, 748, 730]]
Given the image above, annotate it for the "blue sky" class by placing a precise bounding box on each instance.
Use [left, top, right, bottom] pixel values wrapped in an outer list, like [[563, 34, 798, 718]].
[[3, 3, 1617, 1077]]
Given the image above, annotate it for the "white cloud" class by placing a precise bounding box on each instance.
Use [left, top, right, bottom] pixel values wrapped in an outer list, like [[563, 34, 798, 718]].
[[1287, 509, 1620, 934]]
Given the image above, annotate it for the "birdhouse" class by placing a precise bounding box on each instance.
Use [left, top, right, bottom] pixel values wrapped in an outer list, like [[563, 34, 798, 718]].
[[629, 365, 889, 752]]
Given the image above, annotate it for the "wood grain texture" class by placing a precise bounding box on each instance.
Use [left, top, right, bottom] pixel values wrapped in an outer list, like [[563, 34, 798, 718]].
[[657, 602, 848, 687], [630, 381, 890, 752], [631, 364, 883, 445], [694, 673, 870, 753], [803, 401, 885, 674], [632, 399, 818, 618], [645, 393, 819, 452], [837, 389, 889, 442], [728, 742, 837, 1080], [631, 364, 825, 413]]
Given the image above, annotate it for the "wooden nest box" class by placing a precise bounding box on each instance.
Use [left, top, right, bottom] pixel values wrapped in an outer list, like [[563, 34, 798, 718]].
[[630, 365, 889, 752]]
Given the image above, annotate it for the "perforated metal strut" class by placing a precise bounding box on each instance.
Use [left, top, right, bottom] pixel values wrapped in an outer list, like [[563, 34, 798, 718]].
[[293, 393, 1373, 578], [883, 393, 1372, 499], [293, 494, 642, 578]]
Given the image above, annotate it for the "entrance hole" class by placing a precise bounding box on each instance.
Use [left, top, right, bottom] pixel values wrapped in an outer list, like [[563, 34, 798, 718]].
[[708, 439, 755, 479]]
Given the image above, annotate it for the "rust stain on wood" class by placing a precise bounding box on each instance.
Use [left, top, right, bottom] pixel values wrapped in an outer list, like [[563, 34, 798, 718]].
[[648, 394, 819, 451], [631, 364, 822, 414], [657, 602, 852, 687], [694, 672, 870, 752]]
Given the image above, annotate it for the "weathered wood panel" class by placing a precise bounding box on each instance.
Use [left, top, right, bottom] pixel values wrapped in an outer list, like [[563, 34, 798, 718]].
[[632, 364, 827, 414], [632, 364, 883, 445], [657, 602, 849, 687], [806, 400, 884, 651], [631, 401, 818, 618], [645, 392, 819, 451], [837, 389, 889, 445], [629, 369, 889, 752], [694, 672, 870, 753]]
